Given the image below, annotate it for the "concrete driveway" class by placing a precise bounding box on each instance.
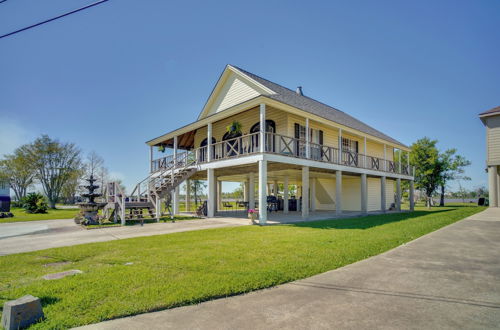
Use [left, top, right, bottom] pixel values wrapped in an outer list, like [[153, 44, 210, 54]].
[[0, 217, 248, 256], [78, 207, 500, 330]]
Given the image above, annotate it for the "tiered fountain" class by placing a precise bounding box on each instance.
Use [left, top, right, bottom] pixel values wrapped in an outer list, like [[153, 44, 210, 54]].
[[77, 175, 105, 225]]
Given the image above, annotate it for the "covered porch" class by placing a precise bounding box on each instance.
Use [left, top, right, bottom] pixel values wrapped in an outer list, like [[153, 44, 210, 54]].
[[178, 160, 414, 225]]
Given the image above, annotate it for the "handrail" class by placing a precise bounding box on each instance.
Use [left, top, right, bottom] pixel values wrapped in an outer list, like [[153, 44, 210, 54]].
[[149, 131, 414, 176]]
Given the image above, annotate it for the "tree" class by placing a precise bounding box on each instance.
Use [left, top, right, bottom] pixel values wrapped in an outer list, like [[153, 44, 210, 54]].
[[61, 167, 85, 204], [191, 180, 207, 206], [410, 137, 442, 208], [27, 135, 83, 208], [85, 151, 108, 195], [438, 149, 471, 206], [0, 145, 36, 200]]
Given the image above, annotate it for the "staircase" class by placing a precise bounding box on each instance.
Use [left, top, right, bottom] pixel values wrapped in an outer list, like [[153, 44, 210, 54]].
[[104, 150, 199, 225]]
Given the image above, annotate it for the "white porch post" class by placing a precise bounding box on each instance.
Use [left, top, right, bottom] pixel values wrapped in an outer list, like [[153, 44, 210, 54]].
[[249, 172, 255, 209], [173, 186, 179, 215], [398, 150, 402, 174], [363, 136, 367, 168], [302, 166, 309, 218], [396, 178, 402, 211], [260, 104, 266, 153], [284, 176, 289, 214], [155, 194, 161, 222], [243, 180, 248, 202], [273, 180, 278, 197], [336, 170, 342, 215], [305, 118, 310, 159], [338, 128, 343, 164], [185, 180, 191, 212], [310, 177, 316, 212], [381, 176, 387, 212], [207, 169, 215, 217], [258, 160, 267, 224], [173, 136, 178, 165], [217, 180, 222, 212], [149, 146, 153, 173], [488, 166, 498, 207], [361, 173, 367, 214], [409, 180, 415, 211], [383, 144, 387, 171], [207, 122, 213, 162]]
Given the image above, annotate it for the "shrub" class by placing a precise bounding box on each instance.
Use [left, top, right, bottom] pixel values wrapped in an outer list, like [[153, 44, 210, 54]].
[[22, 193, 48, 214]]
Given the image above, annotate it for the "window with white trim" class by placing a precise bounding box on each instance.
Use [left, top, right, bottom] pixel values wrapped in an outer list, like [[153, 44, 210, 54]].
[[342, 137, 358, 153]]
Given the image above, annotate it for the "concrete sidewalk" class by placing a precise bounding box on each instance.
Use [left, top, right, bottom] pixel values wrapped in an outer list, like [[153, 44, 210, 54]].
[[78, 207, 500, 330], [0, 217, 248, 256]]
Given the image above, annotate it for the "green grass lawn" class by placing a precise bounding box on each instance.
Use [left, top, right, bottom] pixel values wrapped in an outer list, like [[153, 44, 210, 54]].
[[0, 205, 484, 329], [0, 207, 80, 223]]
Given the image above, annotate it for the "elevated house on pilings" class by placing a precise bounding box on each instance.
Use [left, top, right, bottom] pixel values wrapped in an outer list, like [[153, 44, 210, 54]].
[[145, 65, 415, 224]]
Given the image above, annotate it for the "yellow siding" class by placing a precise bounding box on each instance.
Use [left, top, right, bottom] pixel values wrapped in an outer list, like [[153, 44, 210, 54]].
[[194, 107, 287, 148], [386, 179, 395, 209], [315, 177, 336, 210], [486, 116, 500, 164], [194, 109, 396, 160], [206, 74, 261, 116], [342, 177, 361, 211], [367, 177, 381, 211]]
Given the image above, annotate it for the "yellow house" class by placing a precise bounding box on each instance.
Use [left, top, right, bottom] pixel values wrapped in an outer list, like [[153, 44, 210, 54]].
[[480, 106, 500, 207], [144, 65, 415, 224]]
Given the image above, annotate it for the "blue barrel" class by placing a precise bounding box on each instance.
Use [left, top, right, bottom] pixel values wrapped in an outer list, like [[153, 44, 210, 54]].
[[0, 196, 11, 212]]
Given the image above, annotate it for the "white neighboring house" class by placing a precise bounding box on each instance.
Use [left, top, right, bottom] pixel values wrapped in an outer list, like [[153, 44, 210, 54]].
[[479, 106, 500, 207]]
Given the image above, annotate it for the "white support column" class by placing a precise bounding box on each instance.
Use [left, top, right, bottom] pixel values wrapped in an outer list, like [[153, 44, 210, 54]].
[[305, 118, 310, 159], [381, 176, 387, 212], [273, 180, 278, 197], [173, 186, 179, 215], [173, 136, 178, 165], [155, 194, 161, 222], [396, 178, 402, 211], [336, 170, 342, 215], [409, 180, 415, 211], [243, 181, 248, 202], [258, 160, 268, 224], [338, 128, 343, 164], [398, 150, 402, 174], [121, 195, 126, 225], [383, 144, 387, 171], [249, 172, 255, 209], [260, 104, 266, 153], [284, 176, 289, 214], [217, 180, 222, 212], [207, 169, 215, 217], [363, 136, 367, 168], [302, 166, 309, 218], [489, 166, 498, 207], [149, 146, 153, 173], [361, 174, 367, 214], [185, 180, 191, 212], [207, 122, 213, 161], [310, 177, 316, 212]]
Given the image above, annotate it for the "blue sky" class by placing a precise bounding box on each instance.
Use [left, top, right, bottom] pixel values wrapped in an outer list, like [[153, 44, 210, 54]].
[[1, 0, 499, 193]]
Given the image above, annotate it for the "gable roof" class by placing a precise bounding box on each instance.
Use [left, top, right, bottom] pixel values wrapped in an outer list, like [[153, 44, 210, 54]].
[[479, 106, 500, 117], [230, 65, 407, 148]]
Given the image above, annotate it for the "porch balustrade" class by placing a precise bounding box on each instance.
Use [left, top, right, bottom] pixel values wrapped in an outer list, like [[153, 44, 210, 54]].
[[151, 132, 414, 176]]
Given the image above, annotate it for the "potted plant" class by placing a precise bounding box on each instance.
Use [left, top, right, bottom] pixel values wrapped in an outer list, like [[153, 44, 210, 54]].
[[158, 145, 165, 153], [226, 121, 242, 135], [248, 209, 258, 224]]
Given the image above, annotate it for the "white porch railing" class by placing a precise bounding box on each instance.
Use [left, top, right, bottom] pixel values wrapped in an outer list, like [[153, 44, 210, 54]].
[[151, 132, 414, 176]]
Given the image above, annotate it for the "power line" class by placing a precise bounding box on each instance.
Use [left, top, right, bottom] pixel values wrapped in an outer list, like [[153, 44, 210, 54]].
[[0, 0, 109, 39]]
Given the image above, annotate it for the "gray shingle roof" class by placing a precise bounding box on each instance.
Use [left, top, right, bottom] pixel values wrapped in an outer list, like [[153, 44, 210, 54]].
[[233, 65, 407, 148], [479, 106, 500, 116]]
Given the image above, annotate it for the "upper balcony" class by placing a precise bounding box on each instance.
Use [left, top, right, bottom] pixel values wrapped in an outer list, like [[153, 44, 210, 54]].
[[151, 132, 414, 177]]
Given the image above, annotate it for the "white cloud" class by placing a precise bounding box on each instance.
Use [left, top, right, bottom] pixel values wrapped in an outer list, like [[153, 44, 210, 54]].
[[0, 116, 34, 156]]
